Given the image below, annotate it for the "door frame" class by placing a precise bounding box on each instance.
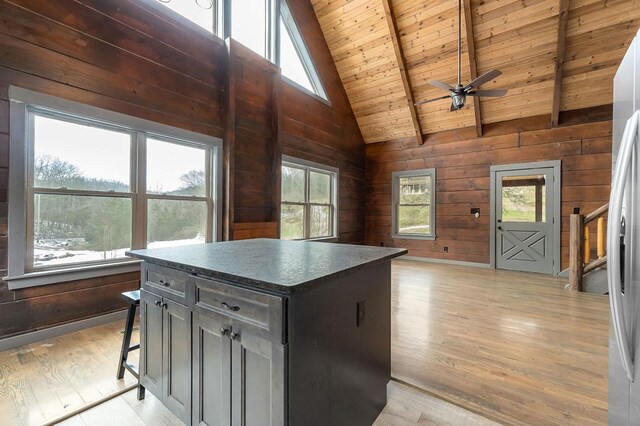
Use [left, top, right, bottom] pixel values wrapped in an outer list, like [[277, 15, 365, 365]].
[[489, 160, 561, 275]]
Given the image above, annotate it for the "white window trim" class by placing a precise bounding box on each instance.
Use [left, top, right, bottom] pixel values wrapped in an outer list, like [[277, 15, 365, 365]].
[[281, 155, 339, 242], [5, 87, 223, 289], [279, 0, 329, 103], [392, 168, 437, 240], [138, 0, 225, 42]]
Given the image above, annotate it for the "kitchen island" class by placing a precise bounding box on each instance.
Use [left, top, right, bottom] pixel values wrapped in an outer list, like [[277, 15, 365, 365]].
[[126, 239, 406, 426]]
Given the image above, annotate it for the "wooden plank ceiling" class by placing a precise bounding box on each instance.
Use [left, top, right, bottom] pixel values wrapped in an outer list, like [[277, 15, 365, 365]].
[[311, 0, 640, 144]]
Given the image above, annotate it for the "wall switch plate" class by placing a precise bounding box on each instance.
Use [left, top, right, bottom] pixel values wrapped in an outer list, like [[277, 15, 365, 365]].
[[357, 300, 366, 327]]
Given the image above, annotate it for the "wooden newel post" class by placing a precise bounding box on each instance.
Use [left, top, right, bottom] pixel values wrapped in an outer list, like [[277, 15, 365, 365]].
[[569, 213, 585, 292]]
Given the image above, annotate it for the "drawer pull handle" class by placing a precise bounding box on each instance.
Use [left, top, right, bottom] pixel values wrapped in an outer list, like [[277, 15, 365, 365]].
[[221, 302, 240, 312], [159, 279, 171, 287], [230, 331, 240, 341], [220, 328, 230, 336], [154, 300, 161, 306], [162, 302, 168, 309]]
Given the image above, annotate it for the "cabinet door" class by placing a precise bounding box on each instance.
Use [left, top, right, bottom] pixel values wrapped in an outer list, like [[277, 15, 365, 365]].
[[192, 312, 232, 426], [162, 298, 192, 424], [140, 289, 163, 397], [231, 330, 286, 426]]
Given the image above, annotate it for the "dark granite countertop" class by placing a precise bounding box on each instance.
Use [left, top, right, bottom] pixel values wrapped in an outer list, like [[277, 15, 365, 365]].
[[126, 239, 407, 294]]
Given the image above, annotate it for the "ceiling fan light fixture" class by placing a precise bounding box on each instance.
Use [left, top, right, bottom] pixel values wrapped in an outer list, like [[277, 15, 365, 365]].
[[196, 0, 214, 9], [413, 0, 507, 111]]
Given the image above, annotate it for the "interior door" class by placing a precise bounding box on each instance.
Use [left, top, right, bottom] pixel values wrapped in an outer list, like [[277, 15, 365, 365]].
[[495, 168, 555, 274]]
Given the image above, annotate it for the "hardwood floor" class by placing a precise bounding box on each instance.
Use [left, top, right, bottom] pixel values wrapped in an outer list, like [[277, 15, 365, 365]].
[[391, 259, 609, 426], [0, 260, 608, 425], [56, 379, 499, 426], [0, 318, 139, 425]]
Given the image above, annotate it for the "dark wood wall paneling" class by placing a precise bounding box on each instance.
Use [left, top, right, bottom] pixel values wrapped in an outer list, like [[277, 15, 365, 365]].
[[0, 0, 365, 339], [281, 0, 366, 244], [366, 106, 613, 269]]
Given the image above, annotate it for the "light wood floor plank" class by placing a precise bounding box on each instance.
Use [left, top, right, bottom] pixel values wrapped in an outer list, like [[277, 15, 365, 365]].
[[390, 259, 608, 426]]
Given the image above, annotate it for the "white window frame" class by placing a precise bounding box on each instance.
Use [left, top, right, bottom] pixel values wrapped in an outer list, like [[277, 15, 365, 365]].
[[279, 0, 328, 102], [280, 155, 338, 241], [392, 168, 436, 240], [6, 87, 223, 289], [139, 0, 225, 41]]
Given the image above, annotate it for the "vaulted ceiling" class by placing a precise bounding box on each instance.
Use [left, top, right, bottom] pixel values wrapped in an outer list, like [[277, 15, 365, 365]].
[[310, 0, 640, 144]]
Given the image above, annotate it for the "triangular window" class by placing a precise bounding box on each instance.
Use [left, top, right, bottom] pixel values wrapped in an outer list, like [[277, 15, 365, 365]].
[[279, 1, 328, 101]]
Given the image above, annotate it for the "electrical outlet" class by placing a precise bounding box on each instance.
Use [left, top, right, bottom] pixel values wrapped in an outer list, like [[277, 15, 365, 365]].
[[357, 300, 366, 327], [444, 246, 449, 253]]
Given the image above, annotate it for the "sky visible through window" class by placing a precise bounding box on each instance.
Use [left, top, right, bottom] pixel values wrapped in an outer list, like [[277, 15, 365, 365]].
[[34, 117, 204, 192], [280, 18, 314, 92], [232, 0, 267, 56], [155, 0, 215, 33]]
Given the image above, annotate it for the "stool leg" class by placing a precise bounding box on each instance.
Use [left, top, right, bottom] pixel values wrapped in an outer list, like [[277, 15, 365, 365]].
[[117, 304, 136, 380], [137, 384, 146, 401]]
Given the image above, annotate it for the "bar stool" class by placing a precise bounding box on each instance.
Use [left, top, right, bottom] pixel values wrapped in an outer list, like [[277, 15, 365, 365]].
[[117, 289, 145, 400]]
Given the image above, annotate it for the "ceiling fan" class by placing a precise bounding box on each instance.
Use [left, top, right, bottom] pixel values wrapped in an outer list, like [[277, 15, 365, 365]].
[[414, 0, 507, 111]]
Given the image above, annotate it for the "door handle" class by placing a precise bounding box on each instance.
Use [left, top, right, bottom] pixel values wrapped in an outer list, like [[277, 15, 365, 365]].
[[607, 110, 638, 382], [497, 219, 502, 223], [219, 328, 230, 337], [230, 331, 240, 341], [162, 302, 168, 310], [154, 300, 161, 306], [497, 226, 503, 231]]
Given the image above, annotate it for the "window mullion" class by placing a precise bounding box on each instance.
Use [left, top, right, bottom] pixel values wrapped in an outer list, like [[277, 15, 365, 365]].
[[133, 133, 147, 250]]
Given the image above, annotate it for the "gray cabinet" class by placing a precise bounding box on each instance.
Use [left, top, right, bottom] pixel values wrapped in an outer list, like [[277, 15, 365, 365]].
[[192, 311, 232, 426], [140, 289, 191, 425], [192, 276, 286, 426], [230, 326, 285, 426]]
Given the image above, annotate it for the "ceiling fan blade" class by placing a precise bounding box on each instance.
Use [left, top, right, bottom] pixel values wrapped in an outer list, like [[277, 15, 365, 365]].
[[414, 95, 451, 106], [429, 80, 454, 91], [464, 69, 502, 91], [468, 89, 508, 97]]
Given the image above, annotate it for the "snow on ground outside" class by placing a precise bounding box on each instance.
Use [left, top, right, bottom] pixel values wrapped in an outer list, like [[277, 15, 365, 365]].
[[34, 235, 205, 267]]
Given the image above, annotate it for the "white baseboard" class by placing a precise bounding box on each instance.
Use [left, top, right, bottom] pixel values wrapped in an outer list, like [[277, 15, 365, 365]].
[[0, 310, 128, 352], [398, 255, 492, 269]]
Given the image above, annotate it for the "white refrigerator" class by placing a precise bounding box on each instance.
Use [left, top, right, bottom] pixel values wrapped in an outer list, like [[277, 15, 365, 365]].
[[609, 27, 640, 425]]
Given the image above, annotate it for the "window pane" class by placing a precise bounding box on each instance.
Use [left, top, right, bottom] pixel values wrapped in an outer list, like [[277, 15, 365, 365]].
[[33, 194, 131, 268], [280, 204, 304, 240], [281, 166, 306, 202], [280, 17, 314, 92], [33, 115, 131, 191], [147, 138, 207, 196], [310, 205, 331, 238], [147, 199, 207, 247], [399, 175, 431, 204], [501, 175, 546, 222], [398, 205, 430, 235], [232, 0, 266, 57], [309, 171, 331, 204], [155, 0, 216, 33]]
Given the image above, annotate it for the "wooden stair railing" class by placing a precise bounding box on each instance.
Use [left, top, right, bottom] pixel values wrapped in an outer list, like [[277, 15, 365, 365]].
[[569, 203, 608, 291]]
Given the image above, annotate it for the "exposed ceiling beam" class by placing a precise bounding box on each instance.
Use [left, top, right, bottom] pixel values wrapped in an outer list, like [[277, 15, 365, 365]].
[[381, 0, 424, 145], [551, 0, 570, 127], [462, 0, 482, 137]]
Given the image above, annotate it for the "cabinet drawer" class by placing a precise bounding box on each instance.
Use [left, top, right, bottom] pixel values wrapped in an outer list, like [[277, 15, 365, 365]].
[[142, 263, 189, 303], [192, 276, 285, 344]]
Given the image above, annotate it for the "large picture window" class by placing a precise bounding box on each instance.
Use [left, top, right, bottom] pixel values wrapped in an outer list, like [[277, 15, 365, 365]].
[[8, 88, 222, 286], [392, 169, 436, 239], [280, 156, 338, 241]]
